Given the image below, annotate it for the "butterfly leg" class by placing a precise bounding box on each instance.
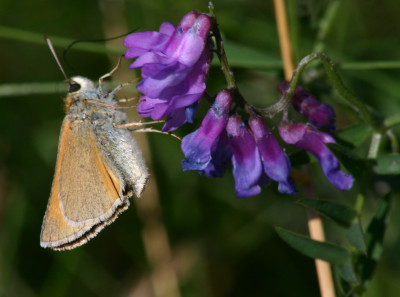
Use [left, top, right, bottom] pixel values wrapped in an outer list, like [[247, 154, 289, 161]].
[[114, 120, 166, 129], [130, 127, 182, 141], [99, 55, 123, 86]]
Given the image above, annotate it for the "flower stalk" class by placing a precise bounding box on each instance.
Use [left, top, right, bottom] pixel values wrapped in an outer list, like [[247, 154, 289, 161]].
[[209, 3, 235, 89], [254, 52, 379, 126]]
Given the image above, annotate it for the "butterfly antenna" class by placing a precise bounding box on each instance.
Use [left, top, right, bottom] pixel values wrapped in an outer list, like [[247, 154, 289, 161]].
[[62, 28, 139, 75], [44, 35, 70, 82]]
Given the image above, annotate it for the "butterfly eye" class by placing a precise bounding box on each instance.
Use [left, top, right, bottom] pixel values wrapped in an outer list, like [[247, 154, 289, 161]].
[[69, 83, 81, 93]]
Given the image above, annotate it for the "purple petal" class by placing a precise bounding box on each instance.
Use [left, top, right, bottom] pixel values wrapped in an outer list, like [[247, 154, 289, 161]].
[[159, 22, 176, 35], [136, 97, 168, 119], [124, 11, 212, 131], [166, 93, 204, 114], [279, 82, 336, 132], [162, 108, 187, 132], [163, 11, 200, 58], [279, 122, 354, 190], [161, 50, 209, 103], [129, 51, 169, 70], [227, 115, 262, 197], [137, 63, 191, 98], [299, 130, 353, 190], [169, 15, 211, 67], [181, 90, 233, 169], [201, 132, 232, 177], [249, 116, 296, 194], [185, 101, 198, 123], [124, 31, 171, 58], [138, 51, 209, 127]]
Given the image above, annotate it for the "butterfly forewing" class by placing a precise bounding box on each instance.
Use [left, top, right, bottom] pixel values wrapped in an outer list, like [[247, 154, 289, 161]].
[[40, 117, 128, 250]]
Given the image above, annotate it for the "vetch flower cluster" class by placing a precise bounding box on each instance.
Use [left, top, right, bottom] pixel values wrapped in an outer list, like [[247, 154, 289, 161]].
[[124, 10, 354, 197], [181, 90, 296, 197], [124, 11, 212, 131]]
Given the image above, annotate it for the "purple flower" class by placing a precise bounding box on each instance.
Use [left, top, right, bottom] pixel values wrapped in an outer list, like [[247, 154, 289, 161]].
[[249, 116, 296, 194], [279, 82, 336, 132], [279, 122, 354, 190], [226, 115, 264, 197], [181, 90, 233, 175], [202, 131, 232, 177], [124, 11, 212, 131]]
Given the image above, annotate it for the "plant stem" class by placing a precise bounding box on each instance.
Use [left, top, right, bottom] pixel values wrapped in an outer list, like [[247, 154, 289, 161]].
[[307, 210, 337, 297], [209, 3, 236, 89], [386, 130, 399, 153], [273, 0, 294, 80], [313, 0, 342, 53], [287, 0, 300, 63], [367, 132, 382, 159], [254, 52, 378, 130]]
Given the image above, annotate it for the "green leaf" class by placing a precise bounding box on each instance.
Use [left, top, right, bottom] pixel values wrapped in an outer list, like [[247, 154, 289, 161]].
[[222, 40, 282, 69], [348, 220, 367, 253], [327, 143, 375, 178], [275, 227, 350, 265], [340, 260, 359, 284], [299, 199, 356, 228], [357, 194, 391, 284], [0, 25, 124, 55], [374, 154, 400, 175], [336, 123, 373, 147]]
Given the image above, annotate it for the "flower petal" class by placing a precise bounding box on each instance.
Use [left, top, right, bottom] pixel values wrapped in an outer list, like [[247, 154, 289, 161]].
[[227, 115, 262, 197], [279, 122, 354, 190], [249, 116, 296, 194], [181, 90, 233, 170], [124, 11, 212, 131], [162, 108, 187, 132], [202, 132, 232, 177], [279, 82, 336, 132], [124, 30, 171, 58]]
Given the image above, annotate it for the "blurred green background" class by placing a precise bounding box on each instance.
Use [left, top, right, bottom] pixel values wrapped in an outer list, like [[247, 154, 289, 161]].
[[1, 0, 400, 296]]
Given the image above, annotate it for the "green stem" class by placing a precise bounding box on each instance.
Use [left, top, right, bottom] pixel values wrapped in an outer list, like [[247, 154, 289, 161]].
[[367, 132, 382, 159], [386, 130, 399, 153], [354, 193, 365, 216], [209, 2, 236, 90], [253, 53, 377, 130], [313, 0, 342, 53], [287, 0, 300, 63], [342, 61, 400, 70]]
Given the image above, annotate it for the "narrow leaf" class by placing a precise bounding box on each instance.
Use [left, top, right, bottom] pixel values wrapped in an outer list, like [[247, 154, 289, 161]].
[[299, 199, 356, 228], [348, 220, 367, 253], [275, 227, 350, 265], [336, 123, 372, 147], [340, 260, 359, 284], [357, 194, 391, 284], [374, 154, 400, 175]]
